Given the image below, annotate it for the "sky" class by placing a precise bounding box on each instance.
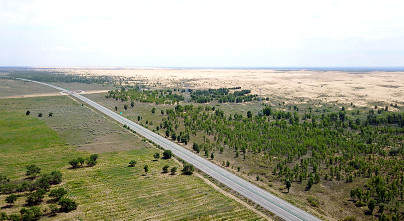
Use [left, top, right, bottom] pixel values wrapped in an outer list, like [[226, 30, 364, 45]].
[[0, 0, 404, 67]]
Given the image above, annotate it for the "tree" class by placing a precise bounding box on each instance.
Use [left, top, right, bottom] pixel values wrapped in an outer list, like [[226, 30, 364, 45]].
[[131, 101, 134, 107], [163, 150, 173, 159], [124, 104, 128, 110], [247, 111, 252, 118], [26, 165, 41, 178], [368, 199, 375, 214], [161, 109, 164, 115], [49, 188, 67, 201], [170, 166, 177, 175], [151, 107, 156, 114], [307, 177, 314, 190], [378, 203, 385, 214], [5, 194, 18, 205], [154, 153, 160, 160], [144, 165, 149, 173], [115, 106, 118, 111], [26, 111, 30, 116], [314, 173, 320, 184], [286, 180, 291, 193], [182, 164, 194, 175], [226, 161, 230, 167], [210, 153, 214, 160], [193, 143, 200, 153], [38, 113, 42, 117], [59, 198, 77, 212], [49, 112, 53, 117], [263, 106, 272, 116], [162, 165, 169, 173], [138, 116, 141, 121], [128, 160, 137, 167]]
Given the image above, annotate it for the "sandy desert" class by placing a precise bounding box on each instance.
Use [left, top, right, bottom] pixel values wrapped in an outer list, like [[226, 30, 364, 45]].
[[42, 68, 404, 107]]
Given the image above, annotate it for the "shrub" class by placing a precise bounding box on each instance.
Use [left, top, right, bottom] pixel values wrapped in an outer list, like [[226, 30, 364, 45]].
[[163, 150, 173, 159], [49, 188, 67, 201], [5, 194, 18, 204], [162, 165, 169, 173], [307, 196, 319, 207], [26, 165, 41, 177], [154, 153, 160, 160], [49, 171, 62, 185], [20, 206, 42, 221], [26, 189, 46, 205], [128, 160, 137, 167], [49, 204, 59, 216], [90, 154, 99, 161], [170, 167, 177, 175], [182, 164, 194, 175], [144, 165, 149, 173], [59, 198, 77, 212], [69, 159, 80, 169], [86, 158, 97, 167]]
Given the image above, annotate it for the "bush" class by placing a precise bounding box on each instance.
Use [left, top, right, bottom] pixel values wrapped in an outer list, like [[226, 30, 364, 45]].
[[144, 165, 149, 173], [163, 150, 173, 159], [20, 206, 42, 220], [59, 198, 77, 212], [49, 171, 62, 185], [0, 212, 7, 220], [49, 204, 59, 216], [90, 154, 99, 161], [307, 196, 319, 207], [69, 159, 80, 169], [162, 165, 169, 173], [86, 158, 97, 167], [26, 189, 46, 205], [182, 164, 194, 175], [128, 160, 137, 167], [171, 167, 177, 175], [49, 188, 67, 201], [26, 165, 41, 177], [8, 214, 20, 221], [5, 194, 18, 204]]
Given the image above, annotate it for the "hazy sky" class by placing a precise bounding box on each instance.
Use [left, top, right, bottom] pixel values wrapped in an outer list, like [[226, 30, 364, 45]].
[[1, 0, 403, 67]]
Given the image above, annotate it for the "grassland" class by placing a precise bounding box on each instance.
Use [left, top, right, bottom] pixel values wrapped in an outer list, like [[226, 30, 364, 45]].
[[0, 92, 265, 220]]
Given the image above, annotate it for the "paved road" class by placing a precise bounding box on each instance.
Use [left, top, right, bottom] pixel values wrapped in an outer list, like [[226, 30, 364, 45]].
[[20, 79, 322, 221]]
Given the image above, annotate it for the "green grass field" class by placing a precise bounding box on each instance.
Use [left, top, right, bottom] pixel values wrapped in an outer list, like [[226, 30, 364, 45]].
[[0, 95, 264, 220]]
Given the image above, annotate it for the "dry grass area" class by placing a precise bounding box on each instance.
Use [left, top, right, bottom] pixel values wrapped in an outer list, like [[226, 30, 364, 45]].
[[0, 93, 266, 220]]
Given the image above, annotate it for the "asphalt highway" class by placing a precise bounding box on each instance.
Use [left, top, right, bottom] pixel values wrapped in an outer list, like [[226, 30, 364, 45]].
[[21, 79, 322, 221]]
